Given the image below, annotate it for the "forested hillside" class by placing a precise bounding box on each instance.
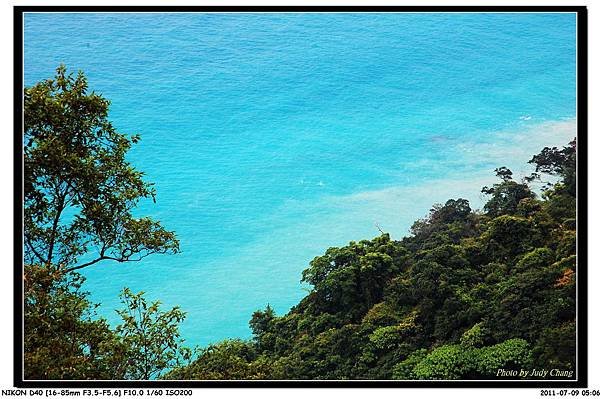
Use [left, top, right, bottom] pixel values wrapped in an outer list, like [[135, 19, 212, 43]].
[[166, 140, 577, 380]]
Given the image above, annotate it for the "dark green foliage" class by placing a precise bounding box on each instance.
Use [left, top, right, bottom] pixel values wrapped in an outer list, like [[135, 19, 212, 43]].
[[528, 139, 576, 196], [174, 140, 577, 380], [24, 265, 127, 379], [408, 198, 478, 250], [165, 340, 270, 380], [482, 215, 541, 261], [481, 168, 536, 218], [24, 266, 194, 380], [23, 67, 185, 380], [532, 322, 576, 371], [24, 65, 179, 273], [115, 289, 192, 379], [300, 233, 404, 322]]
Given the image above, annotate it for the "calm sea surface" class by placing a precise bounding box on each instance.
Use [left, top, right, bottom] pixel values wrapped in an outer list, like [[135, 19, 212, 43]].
[[24, 12, 576, 347]]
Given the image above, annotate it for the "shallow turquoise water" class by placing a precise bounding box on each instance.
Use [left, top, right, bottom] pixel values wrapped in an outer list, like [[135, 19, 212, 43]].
[[24, 12, 576, 347]]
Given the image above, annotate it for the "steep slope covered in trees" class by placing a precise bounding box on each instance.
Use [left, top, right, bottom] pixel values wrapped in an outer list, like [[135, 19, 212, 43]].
[[167, 140, 577, 380]]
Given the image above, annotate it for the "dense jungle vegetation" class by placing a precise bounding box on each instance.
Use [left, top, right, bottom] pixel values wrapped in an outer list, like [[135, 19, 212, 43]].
[[24, 67, 577, 380], [166, 139, 577, 380]]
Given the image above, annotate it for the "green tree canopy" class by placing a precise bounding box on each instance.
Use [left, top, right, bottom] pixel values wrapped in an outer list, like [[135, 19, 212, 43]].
[[24, 65, 179, 273], [528, 139, 576, 195], [171, 140, 576, 381], [24, 67, 186, 380], [24, 265, 128, 379], [116, 288, 193, 380], [481, 168, 536, 217]]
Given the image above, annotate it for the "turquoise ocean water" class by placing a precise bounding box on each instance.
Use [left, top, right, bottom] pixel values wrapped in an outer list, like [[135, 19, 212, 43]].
[[24, 12, 576, 347]]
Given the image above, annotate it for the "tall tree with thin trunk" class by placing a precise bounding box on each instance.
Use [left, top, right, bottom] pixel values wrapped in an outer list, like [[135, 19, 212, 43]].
[[24, 65, 179, 273]]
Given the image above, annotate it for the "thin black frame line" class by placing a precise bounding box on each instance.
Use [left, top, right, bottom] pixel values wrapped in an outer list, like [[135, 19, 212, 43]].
[[14, 5, 588, 388], [575, 6, 588, 389]]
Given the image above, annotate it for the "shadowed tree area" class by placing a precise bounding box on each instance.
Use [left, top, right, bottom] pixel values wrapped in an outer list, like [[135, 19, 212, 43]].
[[23, 67, 189, 379]]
